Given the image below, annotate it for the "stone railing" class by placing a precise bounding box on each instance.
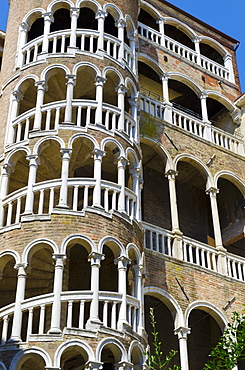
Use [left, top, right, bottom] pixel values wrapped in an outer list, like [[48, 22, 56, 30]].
[[143, 222, 245, 282], [0, 291, 140, 344], [1, 178, 137, 228], [138, 22, 231, 82], [9, 100, 137, 146]]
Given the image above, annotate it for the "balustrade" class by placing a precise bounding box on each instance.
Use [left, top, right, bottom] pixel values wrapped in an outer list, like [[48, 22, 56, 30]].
[[227, 253, 245, 282], [142, 222, 174, 256]]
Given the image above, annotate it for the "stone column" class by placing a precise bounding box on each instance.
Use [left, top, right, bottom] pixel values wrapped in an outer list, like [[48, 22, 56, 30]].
[[11, 263, 27, 341], [132, 265, 144, 334], [130, 168, 140, 220], [0, 164, 12, 227], [57, 149, 72, 209], [96, 10, 107, 54], [206, 187, 227, 274], [64, 74, 76, 124], [7, 90, 23, 145], [116, 256, 130, 330], [41, 12, 53, 54], [49, 254, 66, 334], [16, 21, 30, 68], [174, 327, 190, 370], [68, 8, 79, 52], [157, 17, 165, 47], [24, 155, 39, 215], [117, 84, 127, 131], [86, 252, 104, 329], [200, 92, 212, 142], [95, 76, 106, 125], [93, 149, 106, 208], [193, 36, 201, 65], [128, 97, 138, 141], [117, 156, 128, 213], [162, 74, 173, 124], [165, 170, 183, 260], [128, 32, 137, 73], [224, 54, 235, 83], [116, 19, 126, 63], [33, 80, 46, 131]]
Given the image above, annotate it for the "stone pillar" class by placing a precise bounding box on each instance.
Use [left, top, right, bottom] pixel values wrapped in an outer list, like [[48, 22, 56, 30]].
[[7, 90, 23, 145], [64, 74, 76, 124], [116, 256, 130, 330], [95, 76, 106, 125], [68, 8, 79, 51], [206, 187, 227, 274], [24, 155, 39, 215], [117, 84, 127, 131], [96, 10, 107, 54], [93, 149, 106, 208], [165, 170, 183, 260], [86, 252, 104, 329], [57, 149, 72, 209], [117, 156, 128, 213], [130, 168, 140, 220], [11, 263, 27, 341], [174, 327, 190, 370], [132, 265, 144, 334], [128, 97, 138, 141], [33, 80, 46, 131], [224, 54, 235, 83], [42, 12, 53, 54], [0, 164, 12, 227], [162, 74, 173, 124], [200, 92, 212, 142], [128, 32, 137, 73], [49, 254, 66, 334], [116, 19, 126, 63], [157, 17, 165, 47], [16, 21, 30, 68], [193, 36, 201, 65]]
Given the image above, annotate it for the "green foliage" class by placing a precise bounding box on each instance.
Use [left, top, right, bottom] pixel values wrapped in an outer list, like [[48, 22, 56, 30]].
[[145, 307, 181, 370], [204, 310, 245, 370]]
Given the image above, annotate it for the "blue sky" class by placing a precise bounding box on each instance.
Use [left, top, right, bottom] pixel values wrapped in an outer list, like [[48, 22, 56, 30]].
[[0, 0, 245, 91]]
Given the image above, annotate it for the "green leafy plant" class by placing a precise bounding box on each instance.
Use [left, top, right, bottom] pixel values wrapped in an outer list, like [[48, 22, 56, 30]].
[[145, 307, 181, 370], [204, 310, 245, 370]]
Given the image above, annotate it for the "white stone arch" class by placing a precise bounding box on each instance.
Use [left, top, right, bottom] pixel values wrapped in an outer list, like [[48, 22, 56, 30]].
[[72, 61, 101, 78], [125, 77, 138, 98], [0, 249, 20, 266], [54, 339, 95, 367], [140, 0, 162, 22], [138, 52, 166, 78], [168, 72, 203, 97], [214, 170, 245, 196], [61, 234, 97, 255], [22, 238, 59, 265], [102, 66, 124, 85], [199, 36, 229, 58], [33, 135, 65, 155], [185, 300, 228, 332], [47, 0, 74, 14], [128, 340, 145, 365], [14, 74, 39, 94], [9, 347, 52, 370], [40, 63, 71, 82], [163, 17, 197, 40], [98, 236, 126, 258], [125, 14, 136, 36], [144, 286, 184, 329], [103, 3, 123, 22], [76, 0, 102, 13], [0, 362, 7, 370], [140, 136, 174, 173], [22, 8, 45, 27], [5, 146, 31, 168], [126, 147, 140, 170], [101, 137, 125, 157], [68, 132, 99, 151], [173, 153, 214, 190], [96, 337, 128, 362], [206, 90, 236, 113], [126, 243, 142, 265]]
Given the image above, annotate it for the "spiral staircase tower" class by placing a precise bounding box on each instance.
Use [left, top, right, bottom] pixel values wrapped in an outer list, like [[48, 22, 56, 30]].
[[0, 0, 244, 369]]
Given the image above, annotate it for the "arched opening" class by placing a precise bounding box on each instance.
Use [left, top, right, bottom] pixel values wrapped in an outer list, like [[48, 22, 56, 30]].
[[103, 70, 120, 107], [139, 61, 162, 101], [164, 24, 194, 50], [104, 12, 118, 38], [101, 344, 122, 370], [200, 42, 224, 65], [188, 308, 222, 370], [27, 17, 44, 43], [7, 151, 29, 195], [141, 143, 171, 230], [176, 160, 213, 244], [18, 79, 37, 116], [169, 79, 201, 118], [127, 248, 140, 297], [217, 178, 245, 256], [0, 255, 17, 308], [207, 97, 234, 133], [77, 7, 97, 30], [74, 66, 97, 125], [60, 345, 88, 369], [102, 142, 119, 184], [138, 8, 159, 32], [131, 346, 144, 368], [18, 354, 46, 370], [100, 245, 118, 292], [144, 295, 180, 367], [50, 8, 71, 32]]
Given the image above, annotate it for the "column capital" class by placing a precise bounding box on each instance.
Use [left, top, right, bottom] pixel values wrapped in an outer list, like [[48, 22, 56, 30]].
[[199, 91, 208, 100], [156, 17, 165, 25], [14, 263, 28, 275], [70, 7, 80, 17], [116, 18, 126, 28], [88, 252, 105, 266], [42, 12, 54, 22], [60, 148, 72, 159], [132, 264, 143, 277], [174, 326, 191, 339], [162, 72, 170, 81], [116, 361, 133, 370], [66, 74, 76, 85], [35, 80, 47, 90], [128, 96, 138, 106], [12, 90, 23, 101], [206, 186, 219, 196], [26, 154, 39, 166], [21, 21, 30, 32], [116, 156, 129, 168], [115, 255, 131, 268], [93, 148, 106, 160], [223, 53, 232, 62], [116, 83, 128, 94], [192, 36, 201, 43], [95, 76, 106, 86], [52, 253, 67, 264], [2, 163, 13, 175], [95, 9, 108, 20], [165, 169, 178, 180], [85, 361, 103, 370]]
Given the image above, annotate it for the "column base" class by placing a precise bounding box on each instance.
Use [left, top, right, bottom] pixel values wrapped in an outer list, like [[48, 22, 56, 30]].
[[85, 318, 102, 331], [48, 328, 62, 335], [67, 46, 78, 54]]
